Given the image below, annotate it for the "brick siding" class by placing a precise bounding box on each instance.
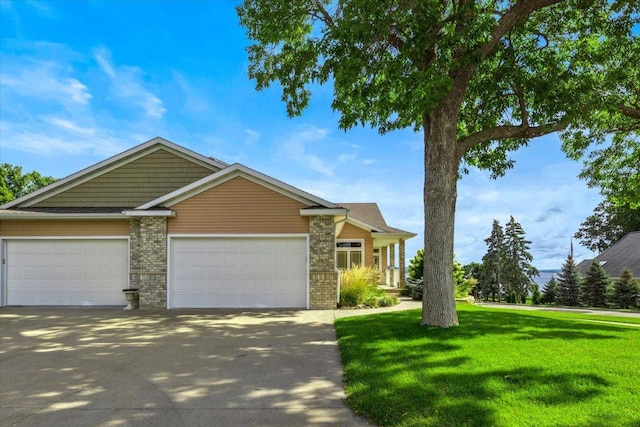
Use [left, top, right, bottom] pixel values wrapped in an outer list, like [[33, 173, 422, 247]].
[[309, 216, 338, 309], [129, 217, 167, 309]]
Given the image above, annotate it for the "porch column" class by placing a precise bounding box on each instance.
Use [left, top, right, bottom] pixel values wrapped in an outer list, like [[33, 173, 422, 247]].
[[399, 238, 405, 289], [389, 243, 396, 287]]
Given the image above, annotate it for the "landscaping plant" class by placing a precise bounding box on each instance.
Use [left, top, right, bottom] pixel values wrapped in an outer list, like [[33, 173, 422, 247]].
[[339, 265, 394, 308]]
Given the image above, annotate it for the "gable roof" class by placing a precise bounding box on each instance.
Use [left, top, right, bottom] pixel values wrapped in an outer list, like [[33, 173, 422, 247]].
[[338, 202, 416, 237], [577, 231, 640, 278], [1, 137, 227, 210], [135, 163, 340, 210]]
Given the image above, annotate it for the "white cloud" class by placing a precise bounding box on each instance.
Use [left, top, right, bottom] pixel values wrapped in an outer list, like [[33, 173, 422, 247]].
[[45, 116, 95, 135], [0, 120, 125, 156], [245, 129, 261, 144], [172, 70, 209, 113], [0, 60, 92, 105], [475, 190, 500, 202], [337, 153, 356, 162], [454, 169, 600, 269], [94, 47, 166, 118], [0, 45, 168, 159], [280, 125, 334, 176]]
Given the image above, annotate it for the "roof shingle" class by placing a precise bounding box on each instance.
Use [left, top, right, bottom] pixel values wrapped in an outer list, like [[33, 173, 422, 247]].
[[577, 231, 640, 278]]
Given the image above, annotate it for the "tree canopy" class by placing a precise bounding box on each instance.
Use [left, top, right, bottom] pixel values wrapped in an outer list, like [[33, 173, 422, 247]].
[[238, 0, 640, 326], [574, 200, 640, 252], [1, 163, 56, 205]]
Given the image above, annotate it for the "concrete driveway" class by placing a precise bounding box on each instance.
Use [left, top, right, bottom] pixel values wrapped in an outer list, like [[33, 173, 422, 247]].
[[0, 307, 375, 427]]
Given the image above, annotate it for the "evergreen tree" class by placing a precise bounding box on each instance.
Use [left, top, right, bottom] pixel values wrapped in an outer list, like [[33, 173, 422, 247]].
[[502, 216, 539, 303], [557, 249, 582, 306], [531, 284, 542, 305], [481, 220, 505, 302], [611, 269, 640, 309], [580, 260, 611, 308], [541, 277, 559, 305]]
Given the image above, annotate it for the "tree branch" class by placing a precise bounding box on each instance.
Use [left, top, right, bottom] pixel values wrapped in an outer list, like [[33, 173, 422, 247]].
[[457, 120, 570, 155], [481, 0, 564, 60], [619, 105, 640, 121], [310, 0, 334, 27]]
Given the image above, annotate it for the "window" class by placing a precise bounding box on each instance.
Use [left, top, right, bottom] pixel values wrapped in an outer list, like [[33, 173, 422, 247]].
[[336, 240, 364, 270]]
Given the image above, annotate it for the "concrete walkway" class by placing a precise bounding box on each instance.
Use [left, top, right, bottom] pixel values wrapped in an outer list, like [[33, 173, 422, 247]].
[[477, 302, 640, 318], [1, 307, 379, 427]]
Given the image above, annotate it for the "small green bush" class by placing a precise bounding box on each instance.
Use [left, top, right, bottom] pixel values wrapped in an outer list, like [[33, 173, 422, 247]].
[[508, 290, 518, 304], [377, 294, 399, 307]]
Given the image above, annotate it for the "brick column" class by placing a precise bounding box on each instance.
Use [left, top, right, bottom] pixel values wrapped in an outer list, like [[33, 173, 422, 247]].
[[389, 243, 396, 287], [399, 238, 406, 289], [129, 218, 142, 290], [309, 216, 338, 309], [130, 217, 167, 309]]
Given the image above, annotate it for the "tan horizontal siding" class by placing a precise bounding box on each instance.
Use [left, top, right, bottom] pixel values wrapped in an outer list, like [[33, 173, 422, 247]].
[[168, 177, 309, 234], [34, 149, 214, 208], [0, 220, 130, 236], [337, 223, 374, 267]]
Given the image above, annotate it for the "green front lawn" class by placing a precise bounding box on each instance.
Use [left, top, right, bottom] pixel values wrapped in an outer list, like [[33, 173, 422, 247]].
[[335, 305, 640, 427]]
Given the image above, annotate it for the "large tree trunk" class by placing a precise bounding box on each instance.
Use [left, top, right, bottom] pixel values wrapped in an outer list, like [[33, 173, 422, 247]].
[[421, 107, 462, 327]]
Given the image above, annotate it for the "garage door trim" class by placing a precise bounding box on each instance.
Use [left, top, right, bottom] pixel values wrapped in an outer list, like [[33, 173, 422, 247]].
[[0, 236, 130, 307], [167, 233, 309, 309]]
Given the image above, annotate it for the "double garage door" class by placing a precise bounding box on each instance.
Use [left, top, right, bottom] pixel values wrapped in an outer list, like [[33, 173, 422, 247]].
[[170, 237, 308, 309], [3, 237, 308, 308], [4, 239, 128, 306]]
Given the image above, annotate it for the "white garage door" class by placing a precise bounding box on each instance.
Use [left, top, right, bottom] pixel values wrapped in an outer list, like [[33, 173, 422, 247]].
[[170, 237, 308, 308], [6, 239, 128, 306]]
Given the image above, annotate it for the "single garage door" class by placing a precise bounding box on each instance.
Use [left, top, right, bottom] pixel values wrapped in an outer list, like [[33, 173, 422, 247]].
[[6, 239, 128, 306], [170, 237, 308, 308]]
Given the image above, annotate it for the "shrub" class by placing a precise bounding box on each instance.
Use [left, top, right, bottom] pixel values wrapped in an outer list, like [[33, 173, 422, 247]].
[[377, 294, 399, 307], [531, 284, 542, 305], [508, 290, 518, 304], [404, 277, 423, 300], [339, 265, 387, 308], [341, 264, 381, 288]]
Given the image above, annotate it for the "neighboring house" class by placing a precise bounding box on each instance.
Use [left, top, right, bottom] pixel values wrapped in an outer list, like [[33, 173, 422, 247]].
[[0, 137, 415, 309], [577, 231, 640, 279]]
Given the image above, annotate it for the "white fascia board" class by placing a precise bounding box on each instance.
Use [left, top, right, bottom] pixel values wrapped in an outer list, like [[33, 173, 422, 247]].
[[372, 233, 418, 248], [299, 208, 348, 216], [137, 163, 340, 210], [0, 212, 128, 220], [123, 210, 176, 217], [3, 137, 227, 209]]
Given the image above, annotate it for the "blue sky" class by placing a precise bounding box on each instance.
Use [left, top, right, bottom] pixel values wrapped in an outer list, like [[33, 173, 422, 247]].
[[0, 0, 602, 269]]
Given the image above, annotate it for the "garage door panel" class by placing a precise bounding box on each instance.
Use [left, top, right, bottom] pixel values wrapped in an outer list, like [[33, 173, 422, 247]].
[[171, 237, 307, 308], [7, 239, 128, 306]]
